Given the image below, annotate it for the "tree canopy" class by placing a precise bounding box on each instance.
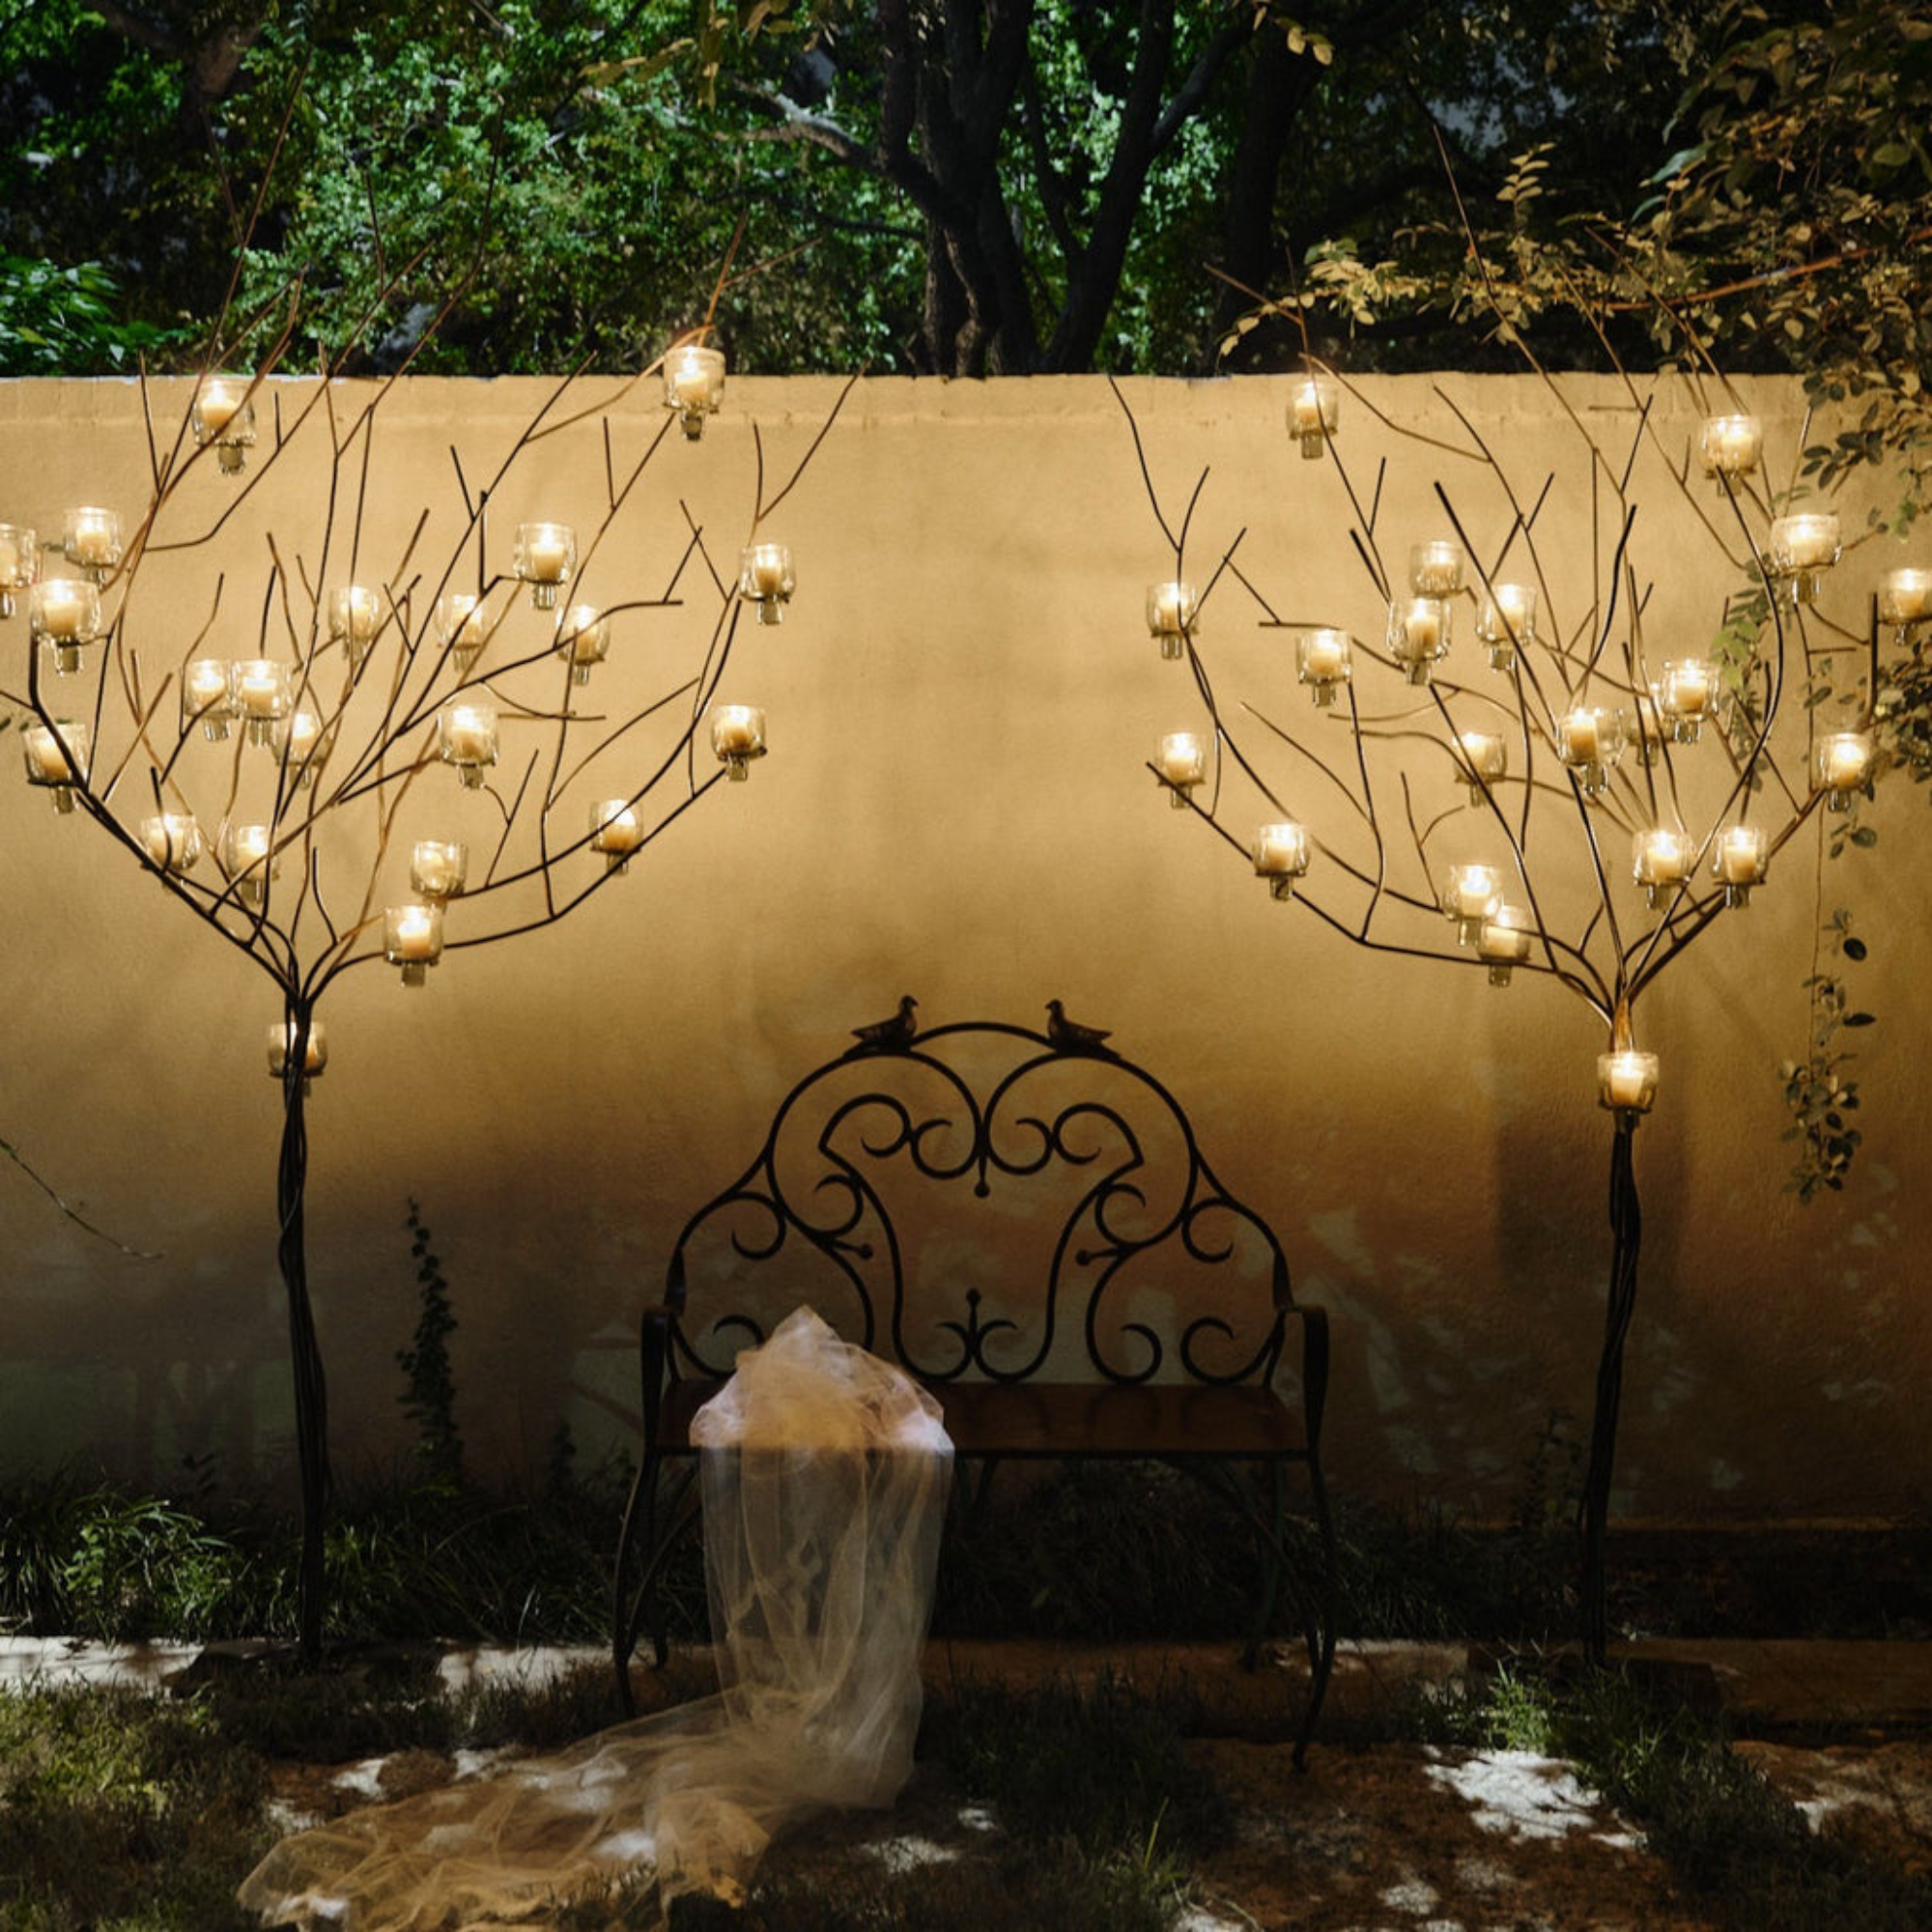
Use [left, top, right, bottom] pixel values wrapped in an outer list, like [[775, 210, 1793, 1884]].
[[0, 0, 1743, 378]]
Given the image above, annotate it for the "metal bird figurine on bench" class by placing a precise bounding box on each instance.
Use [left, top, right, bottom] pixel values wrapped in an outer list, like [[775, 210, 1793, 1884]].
[[1045, 998, 1118, 1057], [847, 995, 919, 1055]]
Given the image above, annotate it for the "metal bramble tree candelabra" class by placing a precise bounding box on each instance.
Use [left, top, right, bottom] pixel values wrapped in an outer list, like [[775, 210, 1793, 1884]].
[[1115, 360, 1920, 1660], [0, 302, 850, 1661]]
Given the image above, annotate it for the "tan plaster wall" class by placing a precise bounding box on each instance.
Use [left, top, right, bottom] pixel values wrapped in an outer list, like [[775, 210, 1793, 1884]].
[[0, 371, 1925, 1523]]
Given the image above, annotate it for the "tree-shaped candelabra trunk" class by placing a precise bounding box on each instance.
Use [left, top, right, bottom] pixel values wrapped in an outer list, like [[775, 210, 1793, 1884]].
[[1581, 1115, 1642, 1664], [276, 1005, 328, 1662]]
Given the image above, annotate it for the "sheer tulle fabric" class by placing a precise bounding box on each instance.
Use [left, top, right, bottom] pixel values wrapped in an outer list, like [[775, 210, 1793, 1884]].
[[238, 1309, 953, 1928]]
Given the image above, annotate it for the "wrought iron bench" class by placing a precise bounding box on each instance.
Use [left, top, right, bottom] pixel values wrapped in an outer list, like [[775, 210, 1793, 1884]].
[[611, 1011, 1337, 1761]]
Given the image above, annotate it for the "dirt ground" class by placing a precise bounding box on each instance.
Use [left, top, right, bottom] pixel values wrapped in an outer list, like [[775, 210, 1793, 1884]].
[[253, 1661, 1932, 1932]]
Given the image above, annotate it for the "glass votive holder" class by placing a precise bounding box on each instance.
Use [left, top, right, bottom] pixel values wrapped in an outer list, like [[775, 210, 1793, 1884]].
[[1475, 583, 1536, 669], [22, 719, 89, 811], [1387, 595, 1451, 684], [1769, 511, 1841, 604], [30, 577, 102, 671], [1814, 729, 1874, 810], [1713, 823, 1769, 908], [1598, 1049, 1660, 1117], [192, 374, 257, 471], [1879, 567, 1932, 642], [710, 703, 767, 780], [1658, 659, 1718, 742], [1408, 540, 1463, 597], [590, 798, 644, 874], [1556, 704, 1627, 796], [738, 543, 796, 625], [410, 838, 469, 899], [1457, 729, 1507, 806], [1287, 372, 1338, 457], [268, 1018, 327, 1086], [220, 822, 278, 905], [0, 522, 39, 617], [63, 505, 121, 580], [1146, 581, 1198, 659], [1439, 862, 1504, 945], [438, 702, 499, 788], [182, 658, 235, 741], [1698, 413, 1762, 491], [276, 708, 334, 789], [1252, 821, 1310, 900], [1156, 729, 1207, 808], [1296, 628, 1351, 705], [556, 604, 610, 683], [1632, 826, 1694, 909], [232, 658, 293, 746], [384, 902, 444, 987], [1476, 904, 1533, 985], [140, 810, 204, 875], [328, 585, 383, 667], [663, 342, 725, 438], [436, 593, 491, 668], [513, 521, 576, 609]]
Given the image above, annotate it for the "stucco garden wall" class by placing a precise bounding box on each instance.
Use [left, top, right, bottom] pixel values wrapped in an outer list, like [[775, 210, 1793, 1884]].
[[0, 370, 1923, 1526]]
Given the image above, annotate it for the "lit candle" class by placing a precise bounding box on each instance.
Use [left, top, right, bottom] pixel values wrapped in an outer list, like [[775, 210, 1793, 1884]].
[[1879, 567, 1932, 631], [1252, 821, 1310, 898], [1633, 827, 1692, 906], [329, 585, 381, 652], [439, 702, 499, 785], [64, 506, 121, 572], [1475, 583, 1535, 667], [590, 798, 644, 872], [31, 577, 98, 646], [235, 659, 290, 719], [556, 603, 610, 681], [710, 703, 767, 778], [1156, 729, 1207, 806], [1598, 1050, 1659, 1115], [1476, 904, 1533, 984], [23, 721, 83, 783], [278, 708, 328, 785], [268, 1020, 327, 1079], [663, 343, 725, 436], [437, 593, 489, 665], [1457, 729, 1507, 803], [1296, 627, 1350, 703], [196, 378, 242, 437], [140, 811, 203, 874], [1770, 511, 1840, 603], [1560, 709, 1600, 764], [1146, 581, 1197, 658], [1698, 413, 1762, 483], [1440, 862, 1503, 938], [411, 839, 469, 899], [514, 522, 576, 608], [22, 721, 89, 809], [738, 544, 796, 623], [1662, 659, 1714, 718], [0, 522, 35, 612], [384, 902, 444, 985], [183, 658, 233, 739], [1387, 597, 1449, 683], [221, 822, 278, 903], [1408, 540, 1463, 597], [1287, 373, 1337, 457], [1714, 823, 1768, 906], [1816, 730, 1873, 803]]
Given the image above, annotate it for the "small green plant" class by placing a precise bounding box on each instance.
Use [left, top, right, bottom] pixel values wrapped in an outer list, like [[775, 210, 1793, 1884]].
[[397, 1197, 465, 1492]]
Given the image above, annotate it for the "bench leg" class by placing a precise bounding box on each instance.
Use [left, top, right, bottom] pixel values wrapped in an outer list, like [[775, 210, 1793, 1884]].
[[611, 1455, 698, 1716]]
